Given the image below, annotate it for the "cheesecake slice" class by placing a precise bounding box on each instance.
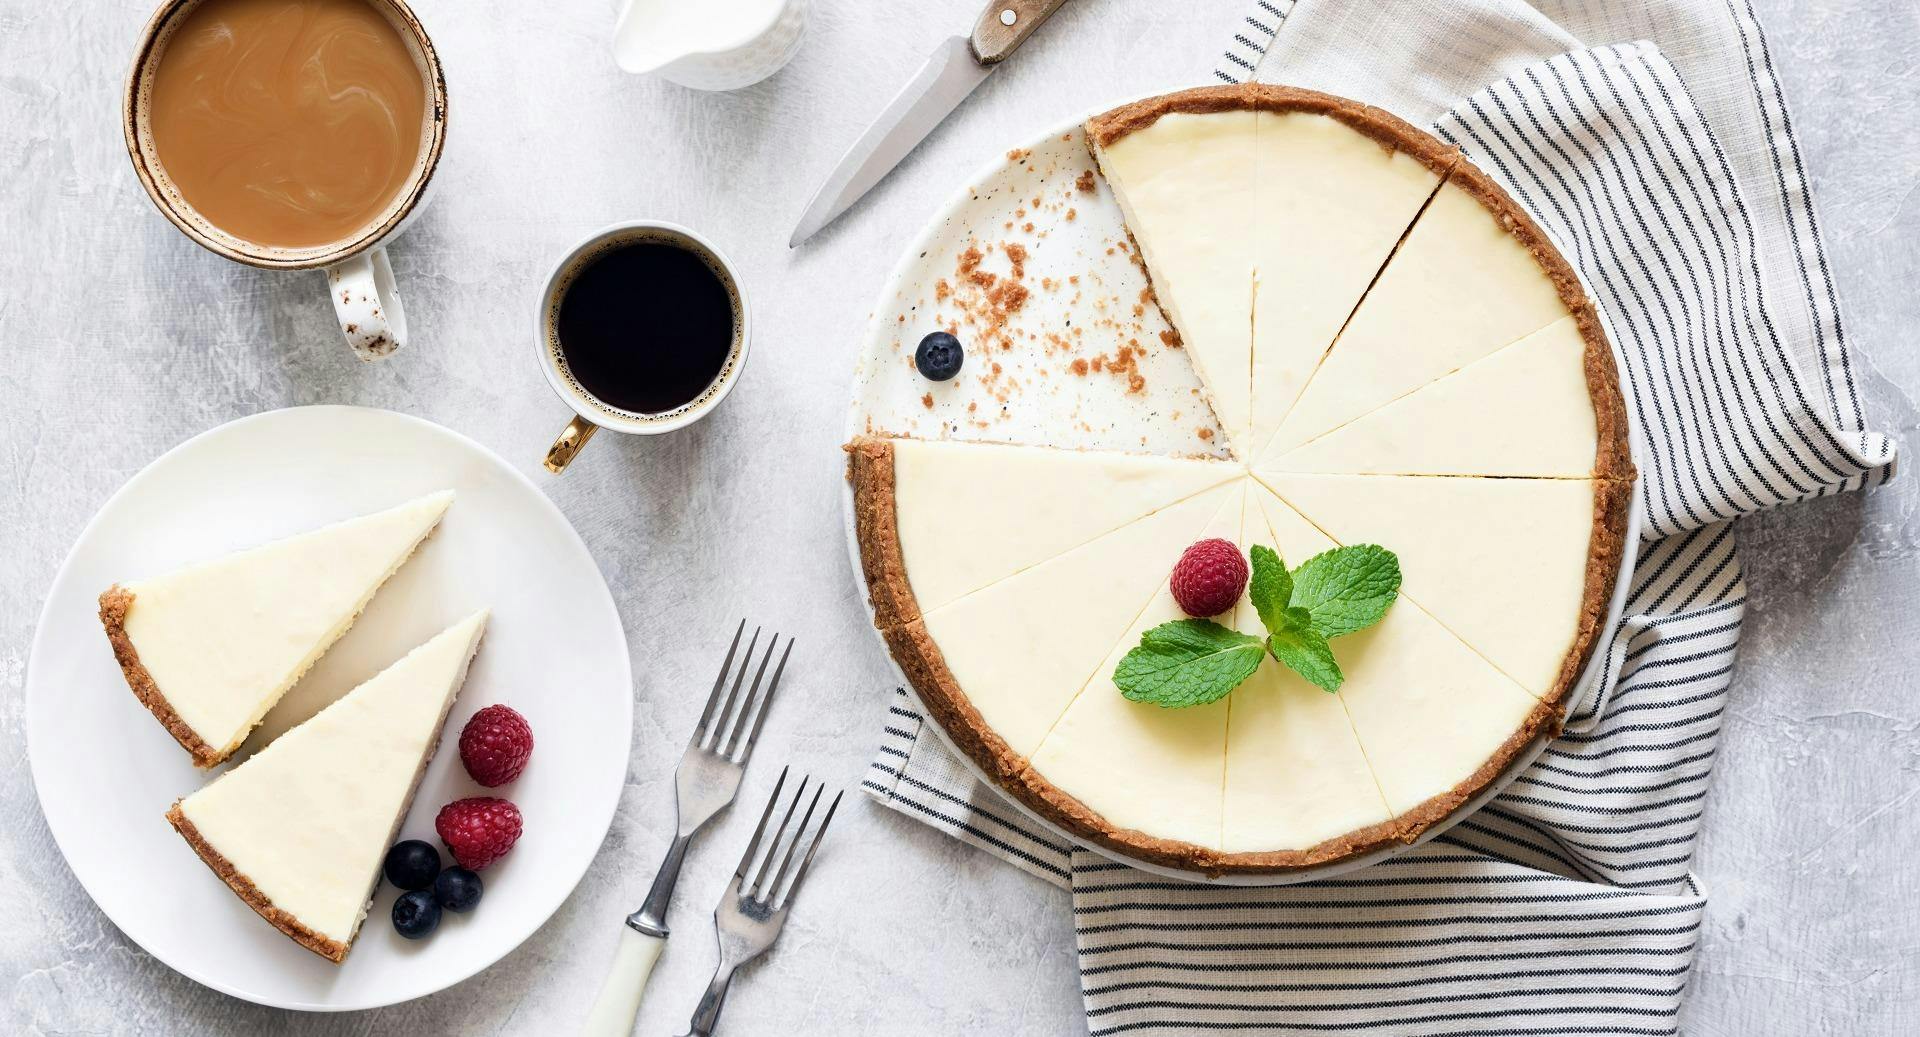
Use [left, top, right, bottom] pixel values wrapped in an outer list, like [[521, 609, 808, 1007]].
[[1249, 97, 1455, 460], [1024, 483, 1246, 863], [1260, 473, 1629, 702], [167, 610, 489, 963], [100, 491, 454, 767], [848, 436, 1237, 627], [1221, 486, 1396, 860], [1088, 94, 1258, 455], [1260, 160, 1583, 462], [1270, 315, 1629, 478], [898, 481, 1239, 759]]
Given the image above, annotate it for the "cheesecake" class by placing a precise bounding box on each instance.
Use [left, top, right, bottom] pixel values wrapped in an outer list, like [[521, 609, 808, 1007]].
[[167, 610, 489, 962], [100, 491, 453, 767], [847, 84, 1634, 875]]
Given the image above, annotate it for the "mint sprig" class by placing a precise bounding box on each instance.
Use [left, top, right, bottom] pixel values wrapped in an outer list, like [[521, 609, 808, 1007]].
[[1114, 542, 1401, 706]]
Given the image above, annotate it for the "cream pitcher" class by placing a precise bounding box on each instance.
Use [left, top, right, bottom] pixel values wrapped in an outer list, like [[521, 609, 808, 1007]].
[[612, 0, 810, 90]]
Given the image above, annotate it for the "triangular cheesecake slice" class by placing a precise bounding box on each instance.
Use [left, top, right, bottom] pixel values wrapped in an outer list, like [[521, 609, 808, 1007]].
[[1025, 482, 1245, 857], [1267, 315, 1618, 478], [904, 481, 1240, 758], [166, 610, 489, 963], [1087, 93, 1258, 455], [100, 491, 454, 767]]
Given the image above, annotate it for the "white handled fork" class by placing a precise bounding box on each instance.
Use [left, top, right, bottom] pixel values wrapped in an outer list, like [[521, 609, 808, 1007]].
[[581, 621, 792, 1037]]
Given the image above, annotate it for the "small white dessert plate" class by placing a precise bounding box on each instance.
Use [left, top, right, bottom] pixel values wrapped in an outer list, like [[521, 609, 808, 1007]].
[[24, 405, 633, 1010]]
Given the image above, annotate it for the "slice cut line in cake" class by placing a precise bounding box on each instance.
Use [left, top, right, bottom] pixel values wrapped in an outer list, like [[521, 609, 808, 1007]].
[[1025, 482, 1246, 856], [1249, 100, 1455, 459], [1259, 160, 1582, 464], [1261, 473, 1625, 703], [847, 435, 1237, 627], [1267, 314, 1624, 478], [904, 480, 1241, 759], [166, 609, 489, 963], [100, 491, 455, 767]]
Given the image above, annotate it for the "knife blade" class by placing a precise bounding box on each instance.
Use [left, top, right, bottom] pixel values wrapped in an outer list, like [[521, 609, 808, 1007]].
[[789, 0, 1073, 247]]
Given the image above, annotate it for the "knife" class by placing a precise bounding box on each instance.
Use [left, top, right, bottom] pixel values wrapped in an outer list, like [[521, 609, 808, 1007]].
[[788, 0, 1074, 248]]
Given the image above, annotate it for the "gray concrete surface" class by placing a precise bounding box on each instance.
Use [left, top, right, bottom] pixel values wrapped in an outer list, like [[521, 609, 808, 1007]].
[[2, 0, 1914, 1033]]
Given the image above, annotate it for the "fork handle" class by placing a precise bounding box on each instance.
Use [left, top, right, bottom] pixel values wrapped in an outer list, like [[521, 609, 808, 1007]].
[[582, 926, 666, 1037], [675, 960, 739, 1037]]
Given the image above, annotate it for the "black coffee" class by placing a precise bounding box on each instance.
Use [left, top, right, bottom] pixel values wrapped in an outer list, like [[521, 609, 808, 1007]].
[[554, 241, 736, 415]]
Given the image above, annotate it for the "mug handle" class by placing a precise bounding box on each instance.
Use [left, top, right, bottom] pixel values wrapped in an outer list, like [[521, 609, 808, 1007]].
[[545, 414, 600, 473], [327, 245, 407, 361]]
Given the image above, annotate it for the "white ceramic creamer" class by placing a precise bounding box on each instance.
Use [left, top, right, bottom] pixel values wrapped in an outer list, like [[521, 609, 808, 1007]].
[[611, 0, 809, 90]]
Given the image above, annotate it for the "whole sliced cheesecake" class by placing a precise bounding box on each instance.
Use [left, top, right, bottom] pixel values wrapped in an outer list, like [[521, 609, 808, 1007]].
[[847, 84, 1635, 876], [100, 491, 453, 767], [167, 609, 489, 962]]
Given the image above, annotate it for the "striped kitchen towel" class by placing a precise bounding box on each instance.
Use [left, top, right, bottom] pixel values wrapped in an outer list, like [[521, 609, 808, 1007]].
[[866, 1, 1898, 1033]]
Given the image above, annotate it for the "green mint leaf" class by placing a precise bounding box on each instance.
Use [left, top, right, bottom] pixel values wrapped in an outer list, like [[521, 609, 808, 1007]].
[[1289, 544, 1402, 639], [1267, 609, 1344, 692], [1115, 619, 1266, 709], [1246, 545, 1292, 634]]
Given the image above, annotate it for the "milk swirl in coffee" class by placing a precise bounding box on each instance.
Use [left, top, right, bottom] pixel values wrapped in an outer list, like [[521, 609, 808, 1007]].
[[147, 0, 428, 249]]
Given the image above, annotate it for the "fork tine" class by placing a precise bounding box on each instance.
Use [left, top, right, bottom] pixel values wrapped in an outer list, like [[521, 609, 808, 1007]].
[[701, 626, 760, 750], [774, 790, 842, 911], [744, 775, 807, 894], [717, 633, 779, 757], [729, 638, 793, 763], [690, 619, 747, 748], [754, 783, 822, 901], [731, 767, 788, 881]]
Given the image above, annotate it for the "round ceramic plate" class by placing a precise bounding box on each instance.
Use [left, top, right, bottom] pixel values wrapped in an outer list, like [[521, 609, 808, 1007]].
[[842, 109, 1641, 885], [25, 406, 633, 1009]]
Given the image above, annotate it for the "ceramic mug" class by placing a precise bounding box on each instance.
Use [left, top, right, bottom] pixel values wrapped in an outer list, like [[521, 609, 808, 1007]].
[[536, 221, 752, 474], [122, 0, 448, 361]]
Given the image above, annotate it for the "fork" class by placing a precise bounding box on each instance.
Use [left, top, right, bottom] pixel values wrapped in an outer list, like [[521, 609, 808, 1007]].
[[581, 621, 792, 1037], [676, 770, 842, 1037]]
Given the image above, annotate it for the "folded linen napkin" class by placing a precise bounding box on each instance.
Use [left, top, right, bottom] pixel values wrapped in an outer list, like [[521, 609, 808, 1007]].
[[866, 1, 1898, 1033]]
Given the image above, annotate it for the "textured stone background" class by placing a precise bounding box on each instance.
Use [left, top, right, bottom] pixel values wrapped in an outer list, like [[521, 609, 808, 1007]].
[[2, 1, 1914, 1033]]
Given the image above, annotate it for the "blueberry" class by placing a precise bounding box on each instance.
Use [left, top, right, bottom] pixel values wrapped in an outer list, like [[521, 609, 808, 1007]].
[[434, 867, 484, 913], [915, 331, 964, 381], [383, 839, 441, 891], [392, 889, 442, 939]]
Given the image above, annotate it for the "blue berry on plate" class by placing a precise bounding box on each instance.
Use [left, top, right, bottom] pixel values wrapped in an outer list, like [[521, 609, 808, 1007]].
[[384, 839, 441, 891], [434, 867, 484, 913], [915, 331, 964, 381], [392, 889, 442, 939]]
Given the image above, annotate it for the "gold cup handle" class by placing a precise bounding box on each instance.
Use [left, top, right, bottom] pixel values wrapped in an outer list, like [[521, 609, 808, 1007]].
[[544, 414, 600, 473]]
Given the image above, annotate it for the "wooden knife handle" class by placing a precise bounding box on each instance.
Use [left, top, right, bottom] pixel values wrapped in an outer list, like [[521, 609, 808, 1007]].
[[970, 0, 1072, 64]]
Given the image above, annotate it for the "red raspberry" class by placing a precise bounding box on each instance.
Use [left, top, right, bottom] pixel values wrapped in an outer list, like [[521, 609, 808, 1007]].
[[459, 705, 534, 787], [1169, 538, 1248, 617], [435, 797, 523, 870]]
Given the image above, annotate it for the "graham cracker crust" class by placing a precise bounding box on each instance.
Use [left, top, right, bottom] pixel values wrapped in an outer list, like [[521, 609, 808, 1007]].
[[99, 585, 224, 768], [166, 803, 351, 963]]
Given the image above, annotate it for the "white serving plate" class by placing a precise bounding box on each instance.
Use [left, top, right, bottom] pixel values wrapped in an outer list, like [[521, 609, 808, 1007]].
[[25, 406, 634, 1008], [841, 108, 1642, 885]]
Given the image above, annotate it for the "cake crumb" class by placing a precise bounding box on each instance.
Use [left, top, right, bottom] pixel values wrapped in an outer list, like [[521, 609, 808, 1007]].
[[1197, 428, 1214, 441], [921, 393, 934, 409], [1075, 169, 1096, 193]]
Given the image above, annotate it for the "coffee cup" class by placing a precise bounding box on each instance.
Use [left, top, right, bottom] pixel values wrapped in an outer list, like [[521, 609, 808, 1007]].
[[536, 221, 752, 474], [123, 0, 448, 361]]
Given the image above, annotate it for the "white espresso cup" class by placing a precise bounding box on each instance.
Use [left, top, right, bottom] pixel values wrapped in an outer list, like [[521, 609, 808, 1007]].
[[536, 221, 752, 474], [122, 0, 448, 361]]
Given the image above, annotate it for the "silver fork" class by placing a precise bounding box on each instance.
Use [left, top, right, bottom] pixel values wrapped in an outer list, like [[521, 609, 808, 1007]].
[[581, 621, 792, 1037], [677, 770, 842, 1037]]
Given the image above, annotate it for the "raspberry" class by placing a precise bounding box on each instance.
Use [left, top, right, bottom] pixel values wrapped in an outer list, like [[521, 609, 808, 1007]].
[[1169, 538, 1248, 617], [435, 798, 523, 871], [459, 705, 534, 787]]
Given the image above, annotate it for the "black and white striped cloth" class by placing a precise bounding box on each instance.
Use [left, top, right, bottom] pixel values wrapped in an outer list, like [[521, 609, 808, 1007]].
[[866, 1, 1897, 1032]]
